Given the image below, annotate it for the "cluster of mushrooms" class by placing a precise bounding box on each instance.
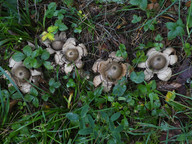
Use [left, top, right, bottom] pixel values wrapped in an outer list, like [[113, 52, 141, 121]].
[[42, 32, 88, 74], [4, 30, 178, 93]]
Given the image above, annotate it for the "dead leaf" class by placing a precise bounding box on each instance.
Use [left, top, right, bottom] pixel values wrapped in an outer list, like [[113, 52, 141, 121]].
[[147, 2, 160, 10], [186, 0, 191, 7], [176, 59, 192, 85], [157, 81, 182, 91]]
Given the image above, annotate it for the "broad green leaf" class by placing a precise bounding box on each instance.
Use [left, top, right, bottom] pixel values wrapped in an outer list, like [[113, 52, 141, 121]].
[[42, 94, 50, 101], [166, 19, 185, 40], [132, 15, 142, 23], [112, 83, 126, 96], [23, 45, 32, 57], [78, 128, 93, 135], [47, 33, 55, 41], [66, 112, 79, 121], [12, 52, 25, 62], [49, 86, 55, 93], [52, 82, 60, 89], [48, 2, 57, 10], [87, 114, 95, 128], [41, 50, 50, 60], [30, 87, 38, 96], [23, 57, 32, 68], [49, 78, 55, 86], [12, 92, 22, 99], [110, 112, 121, 122], [165, 91, 175, 102], [67, 79, 76, 88], [24, 94, 33, 102], [130, 0, 147, 10], [30, 58, 38, 68], [32, 97, 39, 108], [43, 61, 53, 69], [81, 105, 89, 118], [155, 34, 163, 41], [130, 71, 145, 84], [47, 25, 58, 33]]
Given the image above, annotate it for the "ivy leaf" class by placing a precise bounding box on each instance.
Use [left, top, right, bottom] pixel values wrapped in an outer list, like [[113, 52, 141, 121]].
[[130, 71, 145, 84]]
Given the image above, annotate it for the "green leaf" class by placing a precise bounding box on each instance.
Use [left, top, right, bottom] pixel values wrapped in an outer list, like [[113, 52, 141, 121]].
[[12, 92, 22, 99], [23, 57, 32, 68], [132, 15, 142, 23], [53, 82, 61, 88], [87, 114, 95, 128], [47, 25, 58, 33], [12, 52, 25, 62], [74, 26, 82, 33], [81, 105, 89, 118], [115, 125, 124, 133], [78, 128, 93, 135], [24, 94, 34, 102], [130, 71, 145, 84], [112, 83, 126, 97], [30, 87, 38, 96], [32, 50, 40, 58], [43, 61, 53, 70], [23, 45, 32, 57], [55, 20, 68, 31], [48, 2, 57, 11], [66, 112, 79, 121], [67, 79, 76, 88], [42, 94, 50, 101], [32, 97, 39, 108], [49, 86, 55, 93], [166, 19, 185, 40], [41, 50, 50, 60], [110, 112, 121, 122], [155, 34, 163, 41], [49, 78, 55, 86], [116, 44, 127, 59], [30, 58, 38, 68], [130, 0, 147, 10]]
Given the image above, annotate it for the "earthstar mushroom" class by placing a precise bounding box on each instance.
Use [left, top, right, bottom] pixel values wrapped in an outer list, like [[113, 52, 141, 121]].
[[92, 52, 131, 92], [138, 47, 178, 81], [54, 38, 88, 74], [4, 58, 43, 94], [42, 32, 67, 54]]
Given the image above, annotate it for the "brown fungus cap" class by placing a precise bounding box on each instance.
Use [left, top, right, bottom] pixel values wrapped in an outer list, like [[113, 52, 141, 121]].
[[148, 54, 167, 71], [51, 40, 64, 51], [104, 61, 123, 82], [65, 49, 79, 62], [13, 66, 31, 82]]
